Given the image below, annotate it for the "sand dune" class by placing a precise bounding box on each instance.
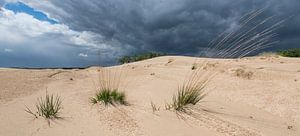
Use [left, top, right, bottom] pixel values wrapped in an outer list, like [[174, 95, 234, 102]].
[[0, 56, 300, 136]]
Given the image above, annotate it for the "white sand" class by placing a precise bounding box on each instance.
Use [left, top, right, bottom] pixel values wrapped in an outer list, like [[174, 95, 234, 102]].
[[0, 56, 300, 136]]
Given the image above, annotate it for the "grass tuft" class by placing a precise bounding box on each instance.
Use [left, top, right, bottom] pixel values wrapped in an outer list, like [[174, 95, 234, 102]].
[[167, 77, 208, 112], [92, 67, 129, 107], [25, 93, 62, 119], [91, 89, 126, 105]]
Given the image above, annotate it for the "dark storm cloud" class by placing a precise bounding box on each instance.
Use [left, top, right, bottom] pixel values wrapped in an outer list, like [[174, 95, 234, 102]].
[[30, 0, 299, 56], [1, 0, 299, 67]]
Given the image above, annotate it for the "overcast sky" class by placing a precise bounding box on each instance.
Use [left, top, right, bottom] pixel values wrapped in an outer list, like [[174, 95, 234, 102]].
[[0, 0, 299, 67]]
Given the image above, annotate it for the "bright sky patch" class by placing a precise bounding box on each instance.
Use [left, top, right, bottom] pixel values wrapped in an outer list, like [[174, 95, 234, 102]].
[[4, 1, 57, 24]]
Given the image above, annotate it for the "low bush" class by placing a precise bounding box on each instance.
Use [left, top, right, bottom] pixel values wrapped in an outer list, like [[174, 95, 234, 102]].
[[277, 48, 300, 57], [119, 52, 165, 64]]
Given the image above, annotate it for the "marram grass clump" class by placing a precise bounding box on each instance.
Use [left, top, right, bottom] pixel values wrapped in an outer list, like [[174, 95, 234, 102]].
[[25, 93, 62, 119], [167, 83, 207, 112], [90, 89, 127, 106]]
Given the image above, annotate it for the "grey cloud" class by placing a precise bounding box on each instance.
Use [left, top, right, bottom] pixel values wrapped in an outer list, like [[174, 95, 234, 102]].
[[2, 0, 300, 67], [30, 0, 299, 56], [0, 7, 123, 67]]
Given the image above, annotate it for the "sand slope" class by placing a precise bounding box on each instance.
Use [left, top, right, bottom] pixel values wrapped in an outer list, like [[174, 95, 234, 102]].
[[0, 56, 300, 136]]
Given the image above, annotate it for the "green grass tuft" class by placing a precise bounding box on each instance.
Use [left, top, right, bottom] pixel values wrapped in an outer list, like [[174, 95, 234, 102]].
[[91, 89, 127, 105], [167, 82, 207, 112], [25, 93, 62, 119]]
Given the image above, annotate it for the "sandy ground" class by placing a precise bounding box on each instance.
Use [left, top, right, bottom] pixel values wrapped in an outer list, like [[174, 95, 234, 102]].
[[0, 56, 300, 136]]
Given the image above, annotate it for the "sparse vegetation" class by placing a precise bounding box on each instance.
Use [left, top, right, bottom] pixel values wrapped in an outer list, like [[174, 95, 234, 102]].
[[90, 89, 126, 105], [167, 58, 174, 64], [202, 62, 218, 70], [191, 63, 197, 70], [258, 52, 279, 57], [167, 78, 208, 112], [150, 101, 160, 112], [165, 9, 282, 115], [25, 93, 62, 119], [91, 67, 128, 106], [191, 66, 196, 70], [234, 68, 253, 79], [119, 52, 164, 64], [277, 48, 300, 57]]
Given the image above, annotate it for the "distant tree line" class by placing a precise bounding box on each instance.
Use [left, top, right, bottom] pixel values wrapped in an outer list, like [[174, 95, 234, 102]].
[[118, 52, 165, 64], [277, 48, 300, 57]]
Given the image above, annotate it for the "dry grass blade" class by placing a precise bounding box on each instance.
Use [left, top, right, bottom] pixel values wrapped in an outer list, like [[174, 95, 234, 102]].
[[25, 106, 38, 118], [151, 101, 160, 112], [207, 9, 284, 58]]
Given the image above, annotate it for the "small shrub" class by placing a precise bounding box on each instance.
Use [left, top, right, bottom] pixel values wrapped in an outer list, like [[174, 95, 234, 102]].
[[118, 52, 165, 64], [90, 89, 127, 106], [119, 56, 132, 64], [277, 48, 300, 57], [191, 64, 197, 70], [25, 93, 62, 119]]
